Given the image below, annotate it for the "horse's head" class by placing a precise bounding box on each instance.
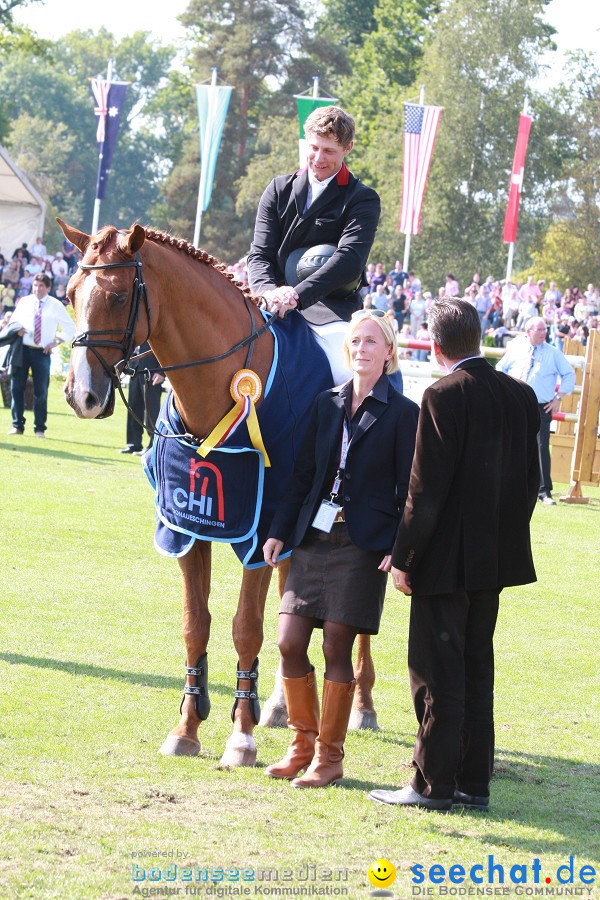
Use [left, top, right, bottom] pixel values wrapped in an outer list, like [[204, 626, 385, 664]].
[[58, 219, 149, 419]]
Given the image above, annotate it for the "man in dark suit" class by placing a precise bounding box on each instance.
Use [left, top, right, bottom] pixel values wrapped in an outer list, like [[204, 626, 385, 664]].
[[247, 106, 381, 385], [369, 299, 540, 812]]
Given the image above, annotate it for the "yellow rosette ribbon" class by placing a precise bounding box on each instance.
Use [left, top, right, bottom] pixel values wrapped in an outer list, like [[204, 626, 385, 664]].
[[196, 369, 271, 466]]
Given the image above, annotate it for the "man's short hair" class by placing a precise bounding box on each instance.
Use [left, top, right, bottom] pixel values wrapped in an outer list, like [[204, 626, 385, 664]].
[[33, 273, 51, 288], [304, 106, 355, 148], [428, 299, 481, 359]]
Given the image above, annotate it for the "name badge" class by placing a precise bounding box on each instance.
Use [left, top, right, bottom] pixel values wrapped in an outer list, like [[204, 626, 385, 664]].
[[312, 500, 341, 533]]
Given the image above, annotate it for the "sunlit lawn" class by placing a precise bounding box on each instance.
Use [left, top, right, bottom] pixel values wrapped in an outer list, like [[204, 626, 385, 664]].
[[0, 380, 598, 899]]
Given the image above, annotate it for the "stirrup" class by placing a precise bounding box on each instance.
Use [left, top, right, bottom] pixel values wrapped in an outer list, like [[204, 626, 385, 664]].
[[231, 656, 260, 725], [181, 652, 210, 720]]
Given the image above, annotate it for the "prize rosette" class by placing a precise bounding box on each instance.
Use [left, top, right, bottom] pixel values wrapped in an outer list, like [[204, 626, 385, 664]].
[[197, 369, 271, 466]]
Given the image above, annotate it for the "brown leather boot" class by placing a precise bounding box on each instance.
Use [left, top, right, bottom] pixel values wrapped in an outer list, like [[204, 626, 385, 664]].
[[291, 678, 355, 788], [265, 668, 320, 779]]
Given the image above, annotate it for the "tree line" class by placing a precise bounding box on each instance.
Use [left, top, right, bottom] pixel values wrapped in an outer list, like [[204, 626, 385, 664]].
[[1, 0, 598, 289]]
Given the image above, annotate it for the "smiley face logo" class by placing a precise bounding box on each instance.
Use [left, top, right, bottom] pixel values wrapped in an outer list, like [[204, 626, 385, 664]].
[[368, 858, 396, 888]]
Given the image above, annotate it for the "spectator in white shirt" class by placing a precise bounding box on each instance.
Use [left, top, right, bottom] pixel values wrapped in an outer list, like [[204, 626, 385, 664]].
[[8, 273, 74, 437], [31, 237, 47, 257]]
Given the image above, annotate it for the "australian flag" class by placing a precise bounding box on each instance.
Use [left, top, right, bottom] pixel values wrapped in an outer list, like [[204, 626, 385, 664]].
[[91, 79, 128, 201]]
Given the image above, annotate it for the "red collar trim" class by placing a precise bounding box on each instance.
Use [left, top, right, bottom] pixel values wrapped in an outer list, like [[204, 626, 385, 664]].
[[336, 163, 350, 185]]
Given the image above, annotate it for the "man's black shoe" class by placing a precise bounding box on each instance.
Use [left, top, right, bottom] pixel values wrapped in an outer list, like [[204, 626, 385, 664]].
[[118, 446, 143, 454], [453, 790, 489, 810]]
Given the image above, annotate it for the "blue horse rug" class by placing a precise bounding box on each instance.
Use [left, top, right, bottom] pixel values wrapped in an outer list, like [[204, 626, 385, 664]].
[[143, 311, 332, 568]]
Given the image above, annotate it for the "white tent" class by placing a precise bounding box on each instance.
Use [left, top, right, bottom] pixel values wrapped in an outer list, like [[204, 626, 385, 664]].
[[0, 145, 46, 259]]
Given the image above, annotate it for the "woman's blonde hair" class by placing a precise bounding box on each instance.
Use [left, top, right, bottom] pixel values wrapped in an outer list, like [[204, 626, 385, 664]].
[[342, 310, 399, 374]]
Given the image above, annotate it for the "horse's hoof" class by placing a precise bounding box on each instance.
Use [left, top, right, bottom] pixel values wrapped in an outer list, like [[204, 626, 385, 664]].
[[258, 702, 288, 728], [159, 735, 201, 757], [218, 734, 257, 768], [218, 747, 257, 768], [348, 708, 379, 731]]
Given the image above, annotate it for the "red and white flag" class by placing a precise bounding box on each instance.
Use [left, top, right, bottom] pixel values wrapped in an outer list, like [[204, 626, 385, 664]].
[[399, 103, 443, 235], [503, 112, 532, 243]]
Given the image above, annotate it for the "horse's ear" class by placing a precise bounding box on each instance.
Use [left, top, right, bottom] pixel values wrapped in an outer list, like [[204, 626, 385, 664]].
[[117, 224, 146, 256], [56, 217, 90, 252]]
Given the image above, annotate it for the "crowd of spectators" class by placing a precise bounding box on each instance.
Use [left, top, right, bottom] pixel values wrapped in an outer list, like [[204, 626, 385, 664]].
[[3, 242, 596, 363], [0, 236, 81, 315], [358, 262, 598, 361], [224, 255, 597, 362]]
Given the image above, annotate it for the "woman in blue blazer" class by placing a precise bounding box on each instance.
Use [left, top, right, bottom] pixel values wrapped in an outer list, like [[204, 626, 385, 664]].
[[263, 310, 419, 788]]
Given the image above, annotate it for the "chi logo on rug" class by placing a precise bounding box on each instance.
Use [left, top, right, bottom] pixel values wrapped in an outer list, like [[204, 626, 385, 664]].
[[173, 458, 225, 522]]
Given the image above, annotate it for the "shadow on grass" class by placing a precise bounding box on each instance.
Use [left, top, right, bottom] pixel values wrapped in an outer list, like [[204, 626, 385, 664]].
[[0, 443, 115, 464], [346, 747, 600, 861], [0, 651, 234, 697]]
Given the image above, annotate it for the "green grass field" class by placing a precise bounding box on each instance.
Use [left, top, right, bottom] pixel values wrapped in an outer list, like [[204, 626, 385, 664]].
[[1, 380, 598, 900]]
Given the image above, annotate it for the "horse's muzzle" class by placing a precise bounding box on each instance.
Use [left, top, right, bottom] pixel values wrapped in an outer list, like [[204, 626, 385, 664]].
[[64, 379, 115, 419]]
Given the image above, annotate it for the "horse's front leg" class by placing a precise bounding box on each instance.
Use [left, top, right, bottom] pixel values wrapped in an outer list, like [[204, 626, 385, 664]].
[[349, 633, 379, 730], [160, 541, 212, 757], [258, 559, 289, 728], [219, 565, 273, 767]]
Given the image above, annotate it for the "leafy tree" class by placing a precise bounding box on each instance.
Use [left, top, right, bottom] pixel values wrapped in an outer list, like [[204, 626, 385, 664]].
[[181, 0, 308, 165], [520, 222, 600, 289], [168, 0, 318, 259], [235, 116, 298, 221], [520, 53, 600, 287], [7, 115, 79, 215], [373, 0, 564, 289], [0, 28, 177, 240], [338, 0, 438, 141], [316, 0, 378, 51], [0, 0, 36, 26]]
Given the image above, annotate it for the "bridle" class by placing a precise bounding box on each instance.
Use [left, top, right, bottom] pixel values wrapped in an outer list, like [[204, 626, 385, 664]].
[[73, 254, 150, 387], [72, 252, 277, 441]]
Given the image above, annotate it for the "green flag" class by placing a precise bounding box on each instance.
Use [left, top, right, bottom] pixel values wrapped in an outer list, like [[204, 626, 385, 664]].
[[294, 95, 337, 167]]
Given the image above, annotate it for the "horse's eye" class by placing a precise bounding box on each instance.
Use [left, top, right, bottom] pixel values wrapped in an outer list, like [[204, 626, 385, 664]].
[[108, 292, 129, 307]]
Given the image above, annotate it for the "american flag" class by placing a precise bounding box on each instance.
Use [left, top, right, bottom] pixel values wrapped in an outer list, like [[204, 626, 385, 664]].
[[503, 113, 532, 244], [399, 103, 443, 235], [91, 78, 110, 143]]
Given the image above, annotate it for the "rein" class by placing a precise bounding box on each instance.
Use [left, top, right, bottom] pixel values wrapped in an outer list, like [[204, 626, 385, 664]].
[[73, 254, 277, 443]]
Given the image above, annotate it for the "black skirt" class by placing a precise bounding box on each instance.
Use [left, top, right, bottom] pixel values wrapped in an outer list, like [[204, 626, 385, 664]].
[[280, 522, 388, 634]]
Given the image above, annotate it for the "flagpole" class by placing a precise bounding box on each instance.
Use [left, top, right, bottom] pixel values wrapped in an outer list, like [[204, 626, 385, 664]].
[[505, 95, 529, 284], [194, 68, 218, 248], [402, 86, 425, 274], [92, 60, 112, 235], [312, 77, 319, 98]]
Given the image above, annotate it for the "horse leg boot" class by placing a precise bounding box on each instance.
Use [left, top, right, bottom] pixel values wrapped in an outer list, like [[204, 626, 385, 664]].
[[265, 668, 320, 779], [291, 678, 356, 788], [161, 541, 212, 757], [220, 565, 272, 767]]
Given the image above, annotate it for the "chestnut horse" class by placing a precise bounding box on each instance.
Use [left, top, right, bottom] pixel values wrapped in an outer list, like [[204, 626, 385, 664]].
[[59, 219, 378, 767]]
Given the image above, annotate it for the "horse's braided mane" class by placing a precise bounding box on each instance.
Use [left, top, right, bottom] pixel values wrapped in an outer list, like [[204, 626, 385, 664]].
[[143, 227, 260, 306]]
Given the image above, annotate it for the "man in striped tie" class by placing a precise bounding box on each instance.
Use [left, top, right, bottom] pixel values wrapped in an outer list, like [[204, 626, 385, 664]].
[[8, 273, 75, 437]]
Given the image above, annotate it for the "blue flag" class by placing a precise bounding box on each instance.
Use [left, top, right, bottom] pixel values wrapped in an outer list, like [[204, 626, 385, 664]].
[[91, 80, 128, 201]]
